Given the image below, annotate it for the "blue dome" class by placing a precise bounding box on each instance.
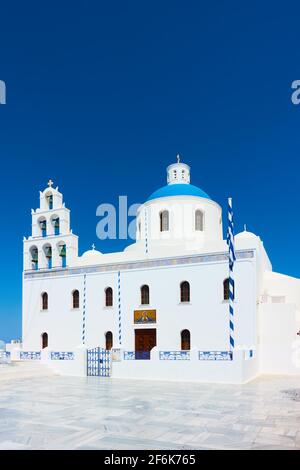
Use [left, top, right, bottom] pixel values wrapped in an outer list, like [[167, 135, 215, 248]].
[[147, 184, 211, 202]]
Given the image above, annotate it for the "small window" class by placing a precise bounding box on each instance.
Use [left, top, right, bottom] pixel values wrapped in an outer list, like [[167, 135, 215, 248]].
[[105, 331, 113, 350], [72, 290, 80, 309], [180, 281, 190, 302], [195, 210, 204, 231], [160, 211, 169, 232], [223, 278, 234, 300], [42, 292, 48, 310], [42, 332, 48, 349], [105, 287, 113, 307], [141, 285, 150, 305], [181, 329, 190, 350]]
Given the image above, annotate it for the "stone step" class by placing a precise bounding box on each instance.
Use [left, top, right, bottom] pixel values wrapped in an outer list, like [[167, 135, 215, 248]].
[[0, 361, 56, 381]]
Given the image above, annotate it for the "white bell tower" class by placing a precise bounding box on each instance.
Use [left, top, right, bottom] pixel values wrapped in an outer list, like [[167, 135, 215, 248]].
[[167, 154, 190, 185], [23, 180, 78, 271]]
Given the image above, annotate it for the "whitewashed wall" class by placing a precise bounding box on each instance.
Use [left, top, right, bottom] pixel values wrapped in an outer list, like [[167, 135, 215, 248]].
[[259, 303, 300, 375], [23, 253, 257, 353]]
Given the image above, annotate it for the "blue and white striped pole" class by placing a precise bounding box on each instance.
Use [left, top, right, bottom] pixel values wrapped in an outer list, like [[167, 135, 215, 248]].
[[144, 207, 149, 255], [227, 197, 236, 357], [118, 271, 122, 345], [82, 274, 87, 345]]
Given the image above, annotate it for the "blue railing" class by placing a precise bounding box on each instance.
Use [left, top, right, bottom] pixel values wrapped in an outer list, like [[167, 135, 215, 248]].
[[159, 351, 190, 360], [20, 351, 41, 360], [198, 351, 232, 361], [0, 351, 10, 359], [123, 351, 150, 360], [50, 351, 74, 360]]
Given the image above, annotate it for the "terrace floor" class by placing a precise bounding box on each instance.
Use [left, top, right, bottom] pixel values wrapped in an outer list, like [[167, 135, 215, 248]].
[[0, 365, 300, 449]]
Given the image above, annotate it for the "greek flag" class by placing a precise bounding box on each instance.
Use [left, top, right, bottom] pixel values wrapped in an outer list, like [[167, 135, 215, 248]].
[[227, 197, 236, 354]]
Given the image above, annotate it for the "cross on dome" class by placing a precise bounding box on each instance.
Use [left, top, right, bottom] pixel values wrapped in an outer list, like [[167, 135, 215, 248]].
[[176, 154, 181, 163], [91, 243, 96, 250], [48, 179, 54, 188]]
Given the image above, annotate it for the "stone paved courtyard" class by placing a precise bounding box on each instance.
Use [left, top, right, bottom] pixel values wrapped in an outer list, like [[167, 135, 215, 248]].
[[0, 368, 300, 450]]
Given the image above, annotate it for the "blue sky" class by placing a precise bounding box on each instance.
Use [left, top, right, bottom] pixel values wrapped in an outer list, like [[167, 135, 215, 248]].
[[0, 1, 300, 341]]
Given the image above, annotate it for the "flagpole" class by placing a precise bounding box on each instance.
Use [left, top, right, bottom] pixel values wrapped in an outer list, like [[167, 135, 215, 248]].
[[227, 197, 236, 359]]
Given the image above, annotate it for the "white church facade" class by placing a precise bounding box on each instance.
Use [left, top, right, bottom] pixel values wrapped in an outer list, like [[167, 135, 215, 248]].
[[18, 160, 300, 383]]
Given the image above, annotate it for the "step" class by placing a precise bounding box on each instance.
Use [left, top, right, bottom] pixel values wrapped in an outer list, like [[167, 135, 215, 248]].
[[0, 361, 56, 381]]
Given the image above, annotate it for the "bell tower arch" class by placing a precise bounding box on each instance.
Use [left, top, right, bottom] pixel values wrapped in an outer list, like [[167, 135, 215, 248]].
[[23, 180, 78, 271]]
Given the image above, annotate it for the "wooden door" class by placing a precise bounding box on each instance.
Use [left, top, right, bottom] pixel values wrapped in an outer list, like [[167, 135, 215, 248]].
[[135, 329, 156, 359]]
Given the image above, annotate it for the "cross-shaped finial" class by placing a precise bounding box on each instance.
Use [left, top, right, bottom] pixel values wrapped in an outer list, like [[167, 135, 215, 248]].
[[244, 224, 247, 231], [91, 243, 95, 250], [48, 179, 53, 187], [176, 154, 180, 163]]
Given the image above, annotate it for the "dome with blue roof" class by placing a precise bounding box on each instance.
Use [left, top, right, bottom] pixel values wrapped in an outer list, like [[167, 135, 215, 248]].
[[147, 183, 210, 201], [147, 156, 211, 202]]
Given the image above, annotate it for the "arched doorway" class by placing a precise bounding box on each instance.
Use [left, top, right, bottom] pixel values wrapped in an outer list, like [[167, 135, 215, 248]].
[[42, 332, 48, 349], [105, 331, 113, 350]]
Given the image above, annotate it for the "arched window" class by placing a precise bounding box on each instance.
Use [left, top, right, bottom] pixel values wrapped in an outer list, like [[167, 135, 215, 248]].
[[160, 210, 169, 232], [58, 243, 66, 268], [41, 292, 48, 310], [141, 285, 150, 305], [180, 281, 190, 302], [46, 194, 53, 210], [30, 246, 38, 270], [39, 218, 47, 237], [42, 332, 48, 349], [223, 278, 233, 300], [181, 329, 190, 350], [195, 210, 204, 231], [52, 217, 60, 235], [105, 287, 113, 307], [72, 290, 80, 309], [44, 245, 52, 269], [105, 331, 113, 350]]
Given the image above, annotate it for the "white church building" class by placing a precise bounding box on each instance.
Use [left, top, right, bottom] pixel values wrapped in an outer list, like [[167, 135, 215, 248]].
[[18, 159, 300, 383]]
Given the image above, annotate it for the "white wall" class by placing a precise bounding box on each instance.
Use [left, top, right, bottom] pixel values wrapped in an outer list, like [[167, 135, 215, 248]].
[[136, 196, 223, 249], [259, 303, 300, 375], [22, 273, 84, 350], [23, 253, 257, 356], [112, 350, 259, 384]]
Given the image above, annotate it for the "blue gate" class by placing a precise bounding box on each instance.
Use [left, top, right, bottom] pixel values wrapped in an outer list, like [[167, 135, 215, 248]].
[[87, 347, 111, 377]]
